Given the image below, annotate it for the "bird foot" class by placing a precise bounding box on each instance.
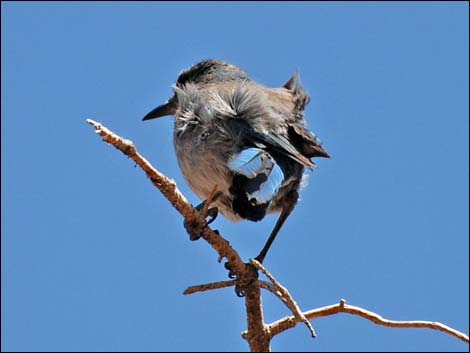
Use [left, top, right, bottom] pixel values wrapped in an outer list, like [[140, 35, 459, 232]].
[[184, 206, 218, 241], [225, 261, 259, 297], [224, 261, 237, 279], [184, 190, 222, 241]]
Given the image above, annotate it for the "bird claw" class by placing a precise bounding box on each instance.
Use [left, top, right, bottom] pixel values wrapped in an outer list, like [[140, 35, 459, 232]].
[[225, 261, 259, 297], [184, 206, 219, 241], [205, 207, 219, 225], [184, 219, 206, 241], [185, 191, 222, 241], [235, 288, 246, 297], [225, 261, 237, 279]]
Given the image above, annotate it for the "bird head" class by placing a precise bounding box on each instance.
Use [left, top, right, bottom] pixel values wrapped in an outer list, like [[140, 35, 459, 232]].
[[142, 59, 248, 121]]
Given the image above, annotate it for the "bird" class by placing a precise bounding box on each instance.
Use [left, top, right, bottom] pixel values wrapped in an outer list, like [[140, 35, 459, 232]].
[[142, 59, 329, 264]]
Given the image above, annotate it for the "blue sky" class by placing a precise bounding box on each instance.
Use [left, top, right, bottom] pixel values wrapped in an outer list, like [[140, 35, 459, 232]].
[[2, 2, 468, 352]]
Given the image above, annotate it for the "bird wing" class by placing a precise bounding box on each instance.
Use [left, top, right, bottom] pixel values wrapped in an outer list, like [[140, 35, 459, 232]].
[[228, 147, 285, 204], [218, 84, 315, 169], [249, 129, 315, 169], [213, 81, 329, 169]]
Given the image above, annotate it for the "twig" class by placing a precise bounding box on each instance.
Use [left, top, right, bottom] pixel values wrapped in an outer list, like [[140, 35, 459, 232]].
[[86, 118, 246, 276], [250, 259, 316, 338], [255, 280, 279, 296], [268, 299, 469, 344], [86, 118, 269, 351], [183, 280, 235, 295]]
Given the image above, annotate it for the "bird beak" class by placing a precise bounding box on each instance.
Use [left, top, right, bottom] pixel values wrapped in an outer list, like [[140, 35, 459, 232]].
[[314, 146, 331, 159], [142, 95, 177, 121]]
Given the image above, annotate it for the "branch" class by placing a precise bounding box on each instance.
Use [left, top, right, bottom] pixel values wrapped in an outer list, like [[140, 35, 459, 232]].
[[86, 118, 245, 276], [86, 118, 270, 351], [183, 280, 235, 295], [268, 299, 469, 343], [87, 119, 468, 350], [244, 283, 270, 351], [250, 259, 316, 337]]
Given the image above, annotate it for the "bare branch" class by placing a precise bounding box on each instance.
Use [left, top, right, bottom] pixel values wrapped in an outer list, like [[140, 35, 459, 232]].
[[86, 119, 269, 351], [250, 259, 316, 338], [268, 299, 469, 344], [87, 119, 468, 350], [244, 285, 270, 352], [86, 119, 245, 276], [183, 280, 235, 295]]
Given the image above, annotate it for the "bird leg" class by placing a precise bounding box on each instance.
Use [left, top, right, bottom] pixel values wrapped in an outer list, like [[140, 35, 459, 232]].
[[255, 189, 299, 263], [223, 189, 299, 296], [224, 189, 299, 297], [184, 187, 222, 241]]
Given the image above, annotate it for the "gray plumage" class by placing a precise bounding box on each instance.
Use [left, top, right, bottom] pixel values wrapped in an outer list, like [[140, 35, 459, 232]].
[[143, 59, 329, 262]]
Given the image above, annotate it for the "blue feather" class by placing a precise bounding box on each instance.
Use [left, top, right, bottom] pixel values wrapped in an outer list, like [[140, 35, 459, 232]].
[[248, 163, 284, 203], [228, 148, 284, 204], [228, 148, 265, 178]]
